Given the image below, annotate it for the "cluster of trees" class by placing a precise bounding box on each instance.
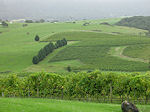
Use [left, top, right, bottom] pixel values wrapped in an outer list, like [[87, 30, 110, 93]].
[[100, 22, 111, 26], [83, 22, 90, 26], [116, 16, 150, 31], [32, 38, 67, 64], [1, 21, 8, 27], [25, 20, 34, 23], [55, 38, 67, 48], [25, 19, 45, 23], [35, 19, 45, 23], [0, 71, 150, 104]]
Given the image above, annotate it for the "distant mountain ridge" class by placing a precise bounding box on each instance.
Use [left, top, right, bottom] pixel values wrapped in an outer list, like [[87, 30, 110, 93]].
[[116, 16, 150, 31]]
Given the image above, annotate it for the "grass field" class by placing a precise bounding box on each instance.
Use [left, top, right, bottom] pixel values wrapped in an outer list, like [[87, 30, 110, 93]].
[[0, 98, 150, 112], [123, 44, 150, 61], [0, 18, 149, 73]]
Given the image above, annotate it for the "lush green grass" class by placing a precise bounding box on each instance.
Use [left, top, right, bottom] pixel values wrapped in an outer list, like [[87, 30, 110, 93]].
[[0, 18, 149, 72], [123, 44, 150, 60], [0, 98, 150, 112]]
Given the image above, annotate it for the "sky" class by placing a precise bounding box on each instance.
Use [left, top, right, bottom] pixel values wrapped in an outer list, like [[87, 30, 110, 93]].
[[0, 0, 150, 20]]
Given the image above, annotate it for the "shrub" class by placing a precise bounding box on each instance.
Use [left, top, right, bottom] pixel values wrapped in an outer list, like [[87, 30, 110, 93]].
[[35, 35, 40, 41], [67, 66, 71, 72], [32, 56, 39, 64]]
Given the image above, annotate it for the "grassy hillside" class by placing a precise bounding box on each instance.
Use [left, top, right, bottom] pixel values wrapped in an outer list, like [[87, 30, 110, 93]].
[[0, 98, 150, 112], [0, 18, 149, 73], [43, 31, 150, 72]]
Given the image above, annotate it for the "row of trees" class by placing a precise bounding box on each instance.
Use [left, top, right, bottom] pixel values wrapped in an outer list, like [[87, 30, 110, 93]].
[[25, 19, 45, 23], [32, 38, 67, 64], [0, 71, 150, 103], [116, 16, 150, 31]]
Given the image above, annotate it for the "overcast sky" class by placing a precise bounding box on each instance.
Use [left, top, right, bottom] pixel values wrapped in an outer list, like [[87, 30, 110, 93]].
[[0, 0, 150, 20]]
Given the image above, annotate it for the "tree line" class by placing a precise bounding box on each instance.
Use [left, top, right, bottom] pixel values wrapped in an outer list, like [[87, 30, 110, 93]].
[[116, 16, 150, 31], [32, 38, 67, 64], [0, 71, 150, 104]]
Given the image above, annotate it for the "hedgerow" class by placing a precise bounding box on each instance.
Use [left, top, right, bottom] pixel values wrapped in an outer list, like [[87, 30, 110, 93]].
[[0, 71, 150, 103]]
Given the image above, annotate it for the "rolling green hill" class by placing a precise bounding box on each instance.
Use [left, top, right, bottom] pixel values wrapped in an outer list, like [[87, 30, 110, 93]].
[[0, 18, 149, 73]]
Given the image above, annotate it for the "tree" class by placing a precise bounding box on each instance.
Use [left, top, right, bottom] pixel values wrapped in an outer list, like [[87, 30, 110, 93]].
[[32, 56, 39, 64], [1, 21, 8, 27], [63, 38, 67, 45], [149, 58, 150, 70], [67, 66, 71, 72], [39, 19, 45, 23], [48, 42, 55, 52], [37, 49, 46, 61], [25, 20, 33, 23], [55, 43, 59, 49], [35, 35, 40, 41]]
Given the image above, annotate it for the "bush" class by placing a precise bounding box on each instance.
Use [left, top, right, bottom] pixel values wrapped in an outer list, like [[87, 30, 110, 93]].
[[35, 35, 40, 41], [32, 56, 39, 64], [25, 20, 33, 23], [67, 66, 71, 72]]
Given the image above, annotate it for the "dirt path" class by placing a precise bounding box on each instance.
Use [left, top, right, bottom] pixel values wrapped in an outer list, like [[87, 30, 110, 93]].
[[109, 46, 149, 63]]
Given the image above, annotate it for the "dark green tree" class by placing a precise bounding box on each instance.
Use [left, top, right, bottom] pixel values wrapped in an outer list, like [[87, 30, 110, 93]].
[[37, 49, 46, 61], [48, 42, 55, 52], [67, 66, 71, 72], [63, 38, 67, 45], [25, 20, 33, 23], [40, 19, 45, 23], [55, 43, 59, 49], [32, 56, 39, 64], [35, 35, 40, 41], [57, 40, 63, 47]]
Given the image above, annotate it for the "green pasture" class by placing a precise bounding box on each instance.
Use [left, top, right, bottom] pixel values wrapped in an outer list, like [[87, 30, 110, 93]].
[[0, 18, 149, 73], [0, 98, 150, 112]]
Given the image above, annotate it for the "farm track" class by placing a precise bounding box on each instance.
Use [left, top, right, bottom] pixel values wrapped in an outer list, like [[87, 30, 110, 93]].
[[109, 46, 149, 63]]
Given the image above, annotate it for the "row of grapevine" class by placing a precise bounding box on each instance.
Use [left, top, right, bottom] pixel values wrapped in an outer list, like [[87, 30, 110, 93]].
[[0, 71, 150, 103]]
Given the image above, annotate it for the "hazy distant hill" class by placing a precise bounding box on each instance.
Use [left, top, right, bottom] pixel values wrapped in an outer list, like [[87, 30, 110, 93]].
[[116, 16, 150, 31]]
